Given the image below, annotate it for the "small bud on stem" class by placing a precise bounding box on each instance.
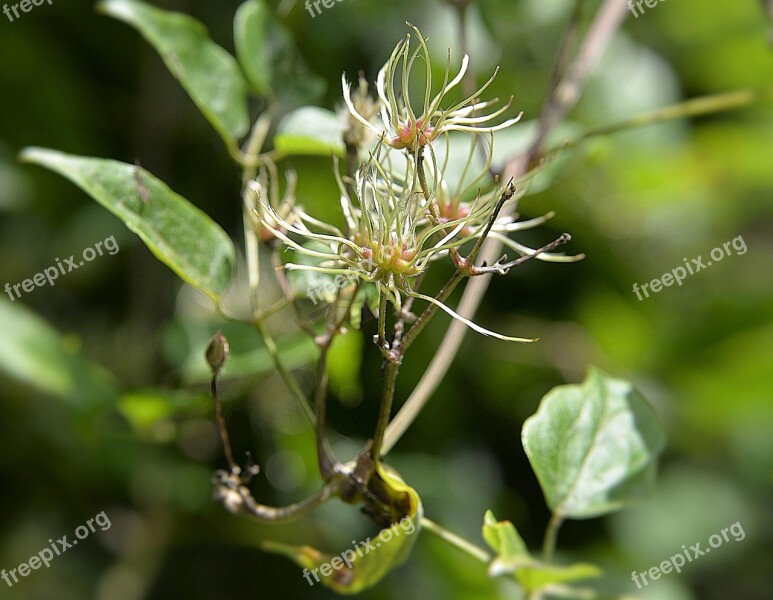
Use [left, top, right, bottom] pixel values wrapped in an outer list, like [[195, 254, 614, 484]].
[[205, 330, 230, 376], [206, 331, 237, 473]]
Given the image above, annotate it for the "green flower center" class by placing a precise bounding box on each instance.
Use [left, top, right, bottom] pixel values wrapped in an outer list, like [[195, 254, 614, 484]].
[[362, 242, 420, 277]]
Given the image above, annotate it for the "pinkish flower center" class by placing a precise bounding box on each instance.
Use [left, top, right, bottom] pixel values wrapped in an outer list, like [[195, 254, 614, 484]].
[[392, 118, 435, 150]]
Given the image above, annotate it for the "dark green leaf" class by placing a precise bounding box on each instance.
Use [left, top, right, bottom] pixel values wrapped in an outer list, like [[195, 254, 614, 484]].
[[20, 148, 235, 302]]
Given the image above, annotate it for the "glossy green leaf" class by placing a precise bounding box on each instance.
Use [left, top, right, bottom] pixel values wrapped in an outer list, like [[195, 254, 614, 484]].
[[99, 0, 249, 145], [0, 299, 119, 412], [522, 367, 666, 519], [20, 148, 235, 302], [482, 511, 601, 591], [233, 0, 272, 95], [263, 463, 423, 594], [275, 107, 345, 157]]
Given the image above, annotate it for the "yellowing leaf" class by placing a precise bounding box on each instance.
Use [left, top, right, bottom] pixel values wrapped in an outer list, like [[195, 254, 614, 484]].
[[263, 463, 422, 594]]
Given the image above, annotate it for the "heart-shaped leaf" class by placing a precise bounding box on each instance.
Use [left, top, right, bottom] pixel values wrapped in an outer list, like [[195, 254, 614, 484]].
[[522, 367, 666, 519], [20, 148, 235, 303]]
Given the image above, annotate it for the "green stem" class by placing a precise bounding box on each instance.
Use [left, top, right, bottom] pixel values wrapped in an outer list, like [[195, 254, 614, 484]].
[[313, 347, 335, 478], [542, 512, 564, 562], [370, 361, 399, 463], [377, 288, 388, 348], [370, 286, 399, 463], [315, 281, 364, 477], [241, 110, 273, 315], [243, 190, 261, 315], [422, 517, 491, 564], [551, 87, 773, 156], [211, 374, 237, 472], [254, 296, 293, 321], [238, 109, 317, 429]]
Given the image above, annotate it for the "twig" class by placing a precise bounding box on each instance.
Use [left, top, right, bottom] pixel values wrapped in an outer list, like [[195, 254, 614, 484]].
[[213, 470, 339, 523], [422, 517, 491, 563], [255, 319, 316, 427], [314, 281, 362, 479], [519, 0, 629, 172], [549, 86, 773, 156], [211, 368, 237, 473], [469, 233, 571, 276]]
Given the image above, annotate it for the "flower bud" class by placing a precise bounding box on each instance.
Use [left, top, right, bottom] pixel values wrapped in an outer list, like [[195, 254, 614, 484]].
[[206, 331, 230, 375]]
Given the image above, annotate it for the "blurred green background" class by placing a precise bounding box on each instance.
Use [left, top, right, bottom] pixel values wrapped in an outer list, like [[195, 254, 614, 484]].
[[1, 0, 771, 598]]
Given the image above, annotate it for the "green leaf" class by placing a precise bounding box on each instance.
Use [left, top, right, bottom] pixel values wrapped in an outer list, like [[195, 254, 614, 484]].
[[20, 148, 235, 302], [482, 509, 529, 576], [275, 107, 345, 157], [99, 0, 249, 145], [0, 299, 119, 412], [522, 367, 666, 519], [482, 511, 601, 591], [233, 0, 272, 95], [263, 463, 423, 594], [234, 0, 325, 104], [516, 562, 602, 592]]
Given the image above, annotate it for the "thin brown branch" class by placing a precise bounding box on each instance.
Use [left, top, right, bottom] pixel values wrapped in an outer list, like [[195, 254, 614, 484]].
[[469, 233, 572, 276]]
